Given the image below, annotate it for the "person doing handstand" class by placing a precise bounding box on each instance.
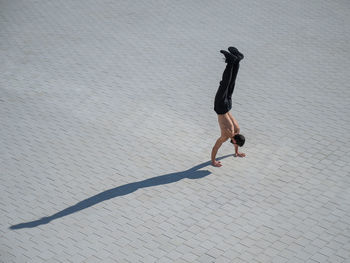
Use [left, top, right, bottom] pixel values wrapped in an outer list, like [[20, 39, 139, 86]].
[[211, 47, 246, 167]]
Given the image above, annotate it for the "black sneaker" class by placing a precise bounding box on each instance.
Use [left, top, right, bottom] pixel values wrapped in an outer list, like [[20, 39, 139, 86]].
[[220, 50, 238, 63], [228, 46, 244, 60]]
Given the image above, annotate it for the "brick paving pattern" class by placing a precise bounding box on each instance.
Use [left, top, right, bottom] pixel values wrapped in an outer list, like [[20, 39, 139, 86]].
[[1, 0, 350, 262]]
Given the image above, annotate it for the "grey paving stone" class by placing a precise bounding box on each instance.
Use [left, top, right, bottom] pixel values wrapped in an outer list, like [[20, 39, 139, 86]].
[[180, 252, 199, 263], [214, 256, 232, 263], [197, 253, 216, 263]]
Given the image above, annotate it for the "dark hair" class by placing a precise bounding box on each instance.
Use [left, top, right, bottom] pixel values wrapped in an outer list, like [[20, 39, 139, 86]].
[[233, 134, 245, 147]]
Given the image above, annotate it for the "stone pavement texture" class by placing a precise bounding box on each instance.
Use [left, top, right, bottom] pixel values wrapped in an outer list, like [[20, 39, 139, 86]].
[[1, 0, 350, 262]]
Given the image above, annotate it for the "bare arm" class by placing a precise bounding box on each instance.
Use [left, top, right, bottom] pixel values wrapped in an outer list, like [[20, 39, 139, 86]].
[[229, 129, 245, 157], [211, 136, 228, 166], [228, 112, 240, 134], [233, 140, 246, 157], [228, 115, 245, 157]]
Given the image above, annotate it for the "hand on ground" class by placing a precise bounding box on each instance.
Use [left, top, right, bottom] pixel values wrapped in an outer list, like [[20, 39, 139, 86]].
[[235, 152, 246, 157], [212, 161, 222, 167]]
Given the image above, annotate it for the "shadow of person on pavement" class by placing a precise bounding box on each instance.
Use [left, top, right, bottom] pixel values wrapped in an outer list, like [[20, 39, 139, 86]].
[[9, 155, 232, 230]]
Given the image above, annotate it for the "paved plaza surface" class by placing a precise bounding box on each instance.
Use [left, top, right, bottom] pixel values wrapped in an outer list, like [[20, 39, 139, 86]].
[[1, 0, 350, 262]]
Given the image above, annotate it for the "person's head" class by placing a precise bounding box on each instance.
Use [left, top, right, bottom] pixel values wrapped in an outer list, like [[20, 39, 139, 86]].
[[231, 134, 245, 147]]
